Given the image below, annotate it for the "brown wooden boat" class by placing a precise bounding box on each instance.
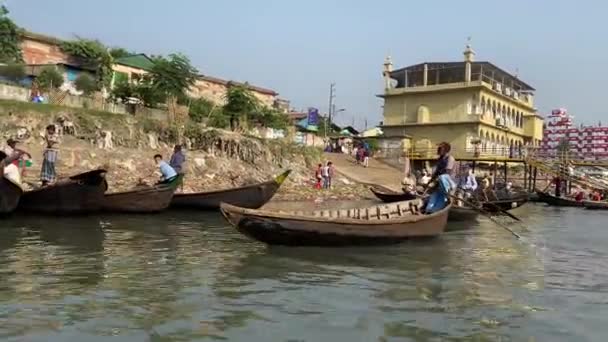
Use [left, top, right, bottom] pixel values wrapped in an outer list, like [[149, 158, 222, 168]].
[[481, 196, 528, 212], [369, 186, 417, 203], [0, 175, 23, 215], [583, 200, 608, 210], [448, 206, 479, 222], [171, 170, 290, 210], [536, 191, 583, 207], [102, 175, 182, 213], [220, 198, 451, 246], [18, 169, 107, 214]]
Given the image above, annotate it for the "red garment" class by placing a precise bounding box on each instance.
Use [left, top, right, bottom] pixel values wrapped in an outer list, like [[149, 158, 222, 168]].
[[575, 192, 584, 202], [592, 193, 602, 201]]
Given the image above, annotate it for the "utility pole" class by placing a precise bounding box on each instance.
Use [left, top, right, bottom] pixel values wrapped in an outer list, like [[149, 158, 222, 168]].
[[328, 82, 336, 127]]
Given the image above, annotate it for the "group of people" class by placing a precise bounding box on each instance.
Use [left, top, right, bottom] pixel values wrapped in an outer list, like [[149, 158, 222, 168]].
[[314, 161, 335, 189], [353, 142, 371, 168], [401, 141, 519, 211], [1, 122, 189, 189]]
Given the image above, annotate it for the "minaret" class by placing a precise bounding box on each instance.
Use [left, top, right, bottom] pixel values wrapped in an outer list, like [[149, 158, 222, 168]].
[[383, 55, 393, 90], [464, 38, 475, 83]]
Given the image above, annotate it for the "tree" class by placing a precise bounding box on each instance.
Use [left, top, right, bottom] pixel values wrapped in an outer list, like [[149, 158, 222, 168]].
[[109, 47, 134, 59], [60, 38, 113, 89], [223, 85, 259, 131], [149, 53, 198, 99], [0, 64, 26, 83], [0, 6, 23, 63], [74, 73, 97, 95], [36, 67, 64, 91], [111, 78, 165, 108], [188, 97, 215, 123], [256, 107, 290, 130]]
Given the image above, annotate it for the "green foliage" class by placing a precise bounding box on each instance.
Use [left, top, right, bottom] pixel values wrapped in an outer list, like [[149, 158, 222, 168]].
[[60, 38, 113, 89], [188, 97, 215, 123], [109, 47, 133, 59], [207, 110, 230, 129], [0, 63, 26, 83], [74, 73, 97, 95], [111, 79, 165, 107], [362, 138, 379, 151], [223, 85, 259, 130], [149, 53, 198, 99], [36, 67, 64, 91], [255, 107, 290, 130], [0, 6, 23, 63]]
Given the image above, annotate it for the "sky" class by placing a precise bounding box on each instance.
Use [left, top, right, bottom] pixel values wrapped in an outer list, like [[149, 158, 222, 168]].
[[5, 0, 607, 129]]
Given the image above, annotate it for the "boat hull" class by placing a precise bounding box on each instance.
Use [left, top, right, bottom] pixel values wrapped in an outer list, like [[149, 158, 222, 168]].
[[0, 176, 22, 215], [536, 191, 583, 207], [481, 197, 528, 212], [171, 170, 290, 210], [369, 186, 418, 203], [583, 200, 608, 210], [448, 206, 479, 222], [18, 169, 107, 214], [102, 180, 179, 213], [220, 200, 450, 246]]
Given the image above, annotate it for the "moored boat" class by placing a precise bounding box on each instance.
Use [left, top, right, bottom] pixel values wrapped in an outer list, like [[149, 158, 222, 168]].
[[448, 206, 480, 222], [481, 196, 528, 212], [220, 198, 451, 246], [536, 191, 584, 207], [369, 186, 417, 203], [102, 175, 182, 213], [171, 170, 290, 210], [18, 169, 107, 214], [0, 175, 23, 215], [582, 200, 608, 210]]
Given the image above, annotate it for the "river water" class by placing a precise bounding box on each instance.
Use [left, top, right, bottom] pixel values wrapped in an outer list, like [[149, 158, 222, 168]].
[[0, 203, 606, 341]]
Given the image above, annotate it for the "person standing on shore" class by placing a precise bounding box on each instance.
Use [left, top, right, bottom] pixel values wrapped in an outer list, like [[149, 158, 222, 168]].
[[169, 145, 186, 174], [314, 163, 323, 189], [169, 145, 186, 190], [40, 125, 59, 187], [321, 162, 330, 189]]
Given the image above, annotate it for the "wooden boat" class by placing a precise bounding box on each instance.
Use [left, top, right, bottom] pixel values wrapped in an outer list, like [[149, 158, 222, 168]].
[[171, 170, 291, 210], [536, 191, 584, 207], [0, 175, 23, 215], [220, 198, 451, 246], [102, 175, 182, 213], [369, 186, 417, 203], [448, 206, 479, 222], [582, 200, 608, 210], [18, 169, 107, 214], [481, 196, 528, 212]]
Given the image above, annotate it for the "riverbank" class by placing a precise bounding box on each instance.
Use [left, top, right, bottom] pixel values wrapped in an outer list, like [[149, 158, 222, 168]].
[[1, 101, 375, 201]]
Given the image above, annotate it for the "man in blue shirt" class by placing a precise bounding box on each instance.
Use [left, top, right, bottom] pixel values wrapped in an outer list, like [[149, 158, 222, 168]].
[[154, 154, 177, 184]]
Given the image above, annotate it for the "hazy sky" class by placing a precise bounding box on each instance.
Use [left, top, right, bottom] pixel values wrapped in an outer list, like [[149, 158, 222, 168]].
[[6, 0, 607, 128]]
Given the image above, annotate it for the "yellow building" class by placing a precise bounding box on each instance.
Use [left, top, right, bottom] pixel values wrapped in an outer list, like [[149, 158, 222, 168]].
[[379, 44, 544, 160]]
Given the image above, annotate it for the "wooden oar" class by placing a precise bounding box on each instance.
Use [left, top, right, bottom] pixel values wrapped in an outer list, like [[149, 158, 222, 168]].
[[447, 193, 522, 239], [461, 189, 522, 222]]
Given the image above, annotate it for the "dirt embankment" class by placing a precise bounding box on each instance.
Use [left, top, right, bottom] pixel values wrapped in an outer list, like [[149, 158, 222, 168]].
[[0, 100, 372, 201]]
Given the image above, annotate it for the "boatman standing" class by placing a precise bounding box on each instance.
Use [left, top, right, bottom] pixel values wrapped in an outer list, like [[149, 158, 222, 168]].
[[425, 142, 456, 213]]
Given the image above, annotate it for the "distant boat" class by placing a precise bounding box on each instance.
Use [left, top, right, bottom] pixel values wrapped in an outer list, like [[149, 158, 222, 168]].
[[171, 170, 290, 210], [101, 175, 182, 213], [18, 169, 107, 214], [220, 198, 450, 246], [0, 175, 23, 215], [536, 191, 584, 207], [369, 186, 417, 203], [582, 200, 608, 210]]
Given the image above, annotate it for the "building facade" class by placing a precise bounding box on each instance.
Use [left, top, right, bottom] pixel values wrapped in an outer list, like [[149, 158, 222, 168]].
[[380, 45, 544, 159], [19, 29, 288, 110], [540, 108, 608, 159]]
